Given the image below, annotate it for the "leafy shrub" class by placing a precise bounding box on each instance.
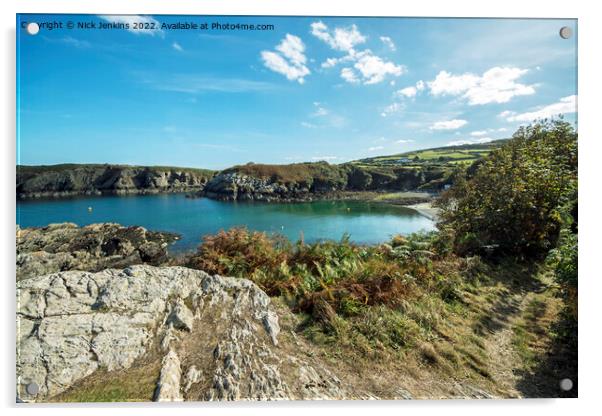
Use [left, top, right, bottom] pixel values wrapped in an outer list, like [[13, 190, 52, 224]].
[[437, 120, 577, 257], [187, 228, 453, 321], [187, 227, 291, 295], [547, 197, 578, 320]]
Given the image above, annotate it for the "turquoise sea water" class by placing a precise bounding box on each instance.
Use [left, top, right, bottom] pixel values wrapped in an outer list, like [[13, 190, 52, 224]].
[[16, 194, 436, 252]]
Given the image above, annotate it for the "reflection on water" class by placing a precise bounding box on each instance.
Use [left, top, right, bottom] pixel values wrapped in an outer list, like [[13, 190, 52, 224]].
[[17, 194, 436, 252]]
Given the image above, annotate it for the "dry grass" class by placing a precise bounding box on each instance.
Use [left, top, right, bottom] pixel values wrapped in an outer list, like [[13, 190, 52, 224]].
[[51, 353, 162, 402], [224, 161, 348, 185]]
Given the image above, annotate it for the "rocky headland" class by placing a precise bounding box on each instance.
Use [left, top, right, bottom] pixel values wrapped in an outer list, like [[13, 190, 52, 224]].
[[200, 162, 448, 202], [17, 223, 178, 281], [17, 164, 214, 199], [17, 162, 449, 203]]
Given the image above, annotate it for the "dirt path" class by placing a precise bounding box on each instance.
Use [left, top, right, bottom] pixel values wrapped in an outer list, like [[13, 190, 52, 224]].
[[477, 274, 563, 398], [480, 291, 530, 398]]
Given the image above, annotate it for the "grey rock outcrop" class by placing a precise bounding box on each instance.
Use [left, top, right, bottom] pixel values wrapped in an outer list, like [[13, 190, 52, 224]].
[[17, 164, 214, 199], [200, 164, 447, 202], [202, 172, 312, 202], [17, 265, 356, 402], [167, 299, 194, 332], [16, 223, 177, 281], [154, 350, 183, 402]]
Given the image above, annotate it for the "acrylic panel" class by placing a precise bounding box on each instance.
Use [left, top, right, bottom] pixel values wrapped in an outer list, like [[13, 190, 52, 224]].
[[16, 14, 578, 402]]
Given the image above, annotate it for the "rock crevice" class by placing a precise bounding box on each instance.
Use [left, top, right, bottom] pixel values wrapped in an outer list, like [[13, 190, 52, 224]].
[[16, 265, 353, 402]]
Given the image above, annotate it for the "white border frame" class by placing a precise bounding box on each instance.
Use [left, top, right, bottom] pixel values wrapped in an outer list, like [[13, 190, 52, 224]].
[[3, 1, 599, 416]]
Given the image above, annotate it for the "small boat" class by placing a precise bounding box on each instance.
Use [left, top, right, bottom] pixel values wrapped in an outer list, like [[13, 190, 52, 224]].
[[87, 206, 93, 212]]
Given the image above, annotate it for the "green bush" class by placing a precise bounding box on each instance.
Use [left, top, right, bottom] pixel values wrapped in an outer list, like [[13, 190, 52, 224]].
[[437, 120, 577, 257]]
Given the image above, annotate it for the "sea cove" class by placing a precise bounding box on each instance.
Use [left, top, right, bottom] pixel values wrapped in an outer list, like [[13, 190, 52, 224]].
[[16, 194, 436, 252]]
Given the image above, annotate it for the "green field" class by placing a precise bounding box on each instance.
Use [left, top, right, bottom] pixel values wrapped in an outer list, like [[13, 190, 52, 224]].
[[353, 140, 507, 167]]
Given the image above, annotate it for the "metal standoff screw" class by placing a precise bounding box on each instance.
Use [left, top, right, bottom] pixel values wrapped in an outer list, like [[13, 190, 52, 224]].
[[26, 382, 39, 395], [559, 378, 573, 391], [559, 26, 572, 39], [26, 22, 40, 35]]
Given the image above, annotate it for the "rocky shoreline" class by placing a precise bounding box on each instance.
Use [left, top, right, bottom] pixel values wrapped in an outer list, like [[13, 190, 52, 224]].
[[14, 223, 383, 401], [17, 162, 450, 202], [17, 164, 214, 199], [16, 223, 179, 281], [199, 168, 444, 203]]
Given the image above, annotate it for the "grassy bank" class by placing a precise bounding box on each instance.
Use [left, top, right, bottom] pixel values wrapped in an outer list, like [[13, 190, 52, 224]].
[[173, 226, 573, 397], [177, 121, 577, 397]]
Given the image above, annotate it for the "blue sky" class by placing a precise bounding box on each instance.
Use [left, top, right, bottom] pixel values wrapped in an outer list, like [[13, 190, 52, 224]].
[[17, 15, 577, 169]]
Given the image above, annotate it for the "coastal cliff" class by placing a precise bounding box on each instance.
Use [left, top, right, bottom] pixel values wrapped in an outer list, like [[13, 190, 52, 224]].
[[201, 162, 449, 201], [17, 162, 449, 201], [17, 164, 215, 199]]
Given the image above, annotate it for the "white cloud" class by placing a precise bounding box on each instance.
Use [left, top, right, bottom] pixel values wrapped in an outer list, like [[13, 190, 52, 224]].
[[428, 67, 536, 105], [430, 119, 468, 130], [504, 95, 577, 122], [470, 128, 509, 136], [380, 102, 405, 117], [138, 72, 273, 93], [380, 36, 396, 51], [312, 21, 404, 85], [397, 80, 425, 99], [311, 156, 338, 161], [351, 50, 405, 84], [310, 21, 366, 52], [172, 42, 183, 52], [301, 121, 317, 128], [447, 137, 494, 146], [261, 34, 310, 84], [98, 15, 162, 36], [275, 34, 307, 66], [340, 67, 360, 84], [59, 36, 91, 48], [305, 103, 346, 128], [498, 110, 516, 118], [398, 86, 417, 98], [312, 104, 329, 117], [395, 139, 414, 144], [321, 57, 339, 68], [368, 146, 384, 151]]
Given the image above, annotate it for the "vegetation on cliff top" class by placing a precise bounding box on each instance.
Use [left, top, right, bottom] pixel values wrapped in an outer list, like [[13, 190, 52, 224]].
[[181, 120, 577, 397], [19, 142, 503, 198], [16, 164, 216, 198], [353, 140, 507, 168]]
